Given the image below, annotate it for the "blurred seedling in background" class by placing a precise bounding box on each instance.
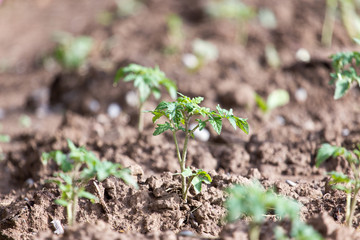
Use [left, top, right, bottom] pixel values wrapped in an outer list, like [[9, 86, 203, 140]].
[[0, 124, 10, 161], [150, 93, 248, 202], [206, 0, 255, 44], [316, 143, 360, 227], [329, 43, 360, 99], [164, 14, 185, 55], [225, 182, 323, 240], [264, 44, 281, 69], [257, 8, 277, 30], [19, 114, 31, 128], [322, 0, 360, 46], [53, 32, 93, 72], [182, 39, 218, 71], [114, 64, 177, 132], [42, 139, 137, 226], [116, 0, 143, 17], [254, 89, 289, 117]]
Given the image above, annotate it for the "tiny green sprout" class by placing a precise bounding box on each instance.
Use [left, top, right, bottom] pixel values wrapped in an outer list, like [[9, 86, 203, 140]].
[[116, 0, 142, 17], [206, 0, 255, 44], [225, 182, 323, 240], [53, 32, 93, 71], [114, 64, 177, 132], [322, 0, 360, 46], [254, 89, 289, 116], [19, 114, 31, 128], [265, 44, 281, 69], [0, 134, 10, 143], [150, 93, 248, 202], [316, 143, 360, 227], [164, 14, 185, 55], [183, 39, 219, 71], [329, 47, 360, 99], [42, 139, 137, 226]]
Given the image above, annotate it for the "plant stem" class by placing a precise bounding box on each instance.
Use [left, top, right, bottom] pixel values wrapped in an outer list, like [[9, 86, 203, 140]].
[[249, 222, 260, 240], [321, 0, 338, 46], [67, 202, 73, 226], [172, 131, 186, 200], [138, 102, 144, 132]]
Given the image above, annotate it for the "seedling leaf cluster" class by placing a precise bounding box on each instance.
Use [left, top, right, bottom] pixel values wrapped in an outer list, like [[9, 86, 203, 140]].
[[150, 93, 248, 201], [316, 143, 360, 226], [226, 182, 323, 240], [330, 49, 360, 99], [114, 64, 177, 131], [255, 89, 289, 115], [42, 139, 137, 226]]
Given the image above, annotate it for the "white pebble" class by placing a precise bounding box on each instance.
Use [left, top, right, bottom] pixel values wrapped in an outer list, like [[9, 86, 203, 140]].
[[342, 128, 350, 137], [107, 103, 122, 119], [0, 108, 5, 119], [25, 178, 34, 187], [51, 219, 64, 235], [275, 115, 285, 125], [295, 88, 307, 102], [190, 123, 210, 142], [295, 48, 311, 62], [286, 180, 297, 187], [126, 91, 139, 107], [182, 53, 199, 69], [88, 99, 100, 113]]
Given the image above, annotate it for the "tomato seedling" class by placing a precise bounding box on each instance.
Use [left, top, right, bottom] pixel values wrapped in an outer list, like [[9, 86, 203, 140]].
[[254, 89, 289, 116], [150, 93, 248, 202], [316, 143, 360, 227], [330, 47, 360, 99], [114, 64, 177, 132], [226, 181, 323, 240], [42, 139, 138, 226]]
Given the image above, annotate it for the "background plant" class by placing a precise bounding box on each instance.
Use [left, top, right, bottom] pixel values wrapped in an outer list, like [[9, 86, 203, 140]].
[[206, 0, 255, 44], [42, 139, 137, 226], [164, 14, 185, 55], [316, 143, 360, 227], [182, 39, 219, 71], [150, 93, 248, 202], [226, 181, 323, 240], [53, 32, 93, 71], [114, 64, 177, 132], [322, 0, 360, 46], [254, 89, 289, 116], [329, 46, 360, 99]]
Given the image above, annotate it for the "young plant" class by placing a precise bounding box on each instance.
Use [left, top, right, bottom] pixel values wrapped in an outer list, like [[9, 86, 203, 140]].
[[225, 182, 323, 240], [206, 0, 255, 44], [316, 143, 360, 227], [329, 47, 360, 99], [182, 39, 219, 71], [254, 89, 289, 116], [322, 0, 360, 46], [42, 139, 137, 226], [114, 64, 177, 132], [164, 14, 185, 55], [53, 32, 93, 71], [150, 93, 248, 202]]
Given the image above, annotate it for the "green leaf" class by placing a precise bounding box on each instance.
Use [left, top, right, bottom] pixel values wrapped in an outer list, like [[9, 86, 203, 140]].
[[191, 170, 212, 194], [196, 119, 207, 131], [0, 134, 10, 143], [78, 190, 98, 202], [267, 89, 289, 110], [327, 171, 351, 184], [315, 143, 342, 167], [55, 199, 69, 207], [254, 93, 268, 112], [58, 172, 72, 185], [334, 77, 350, 100], [153, 122, 172, 135], [181, 168, 193, 178], [209, 116, 222, 135], [235, 117, 249, 134], [113, 168, 138, 189]]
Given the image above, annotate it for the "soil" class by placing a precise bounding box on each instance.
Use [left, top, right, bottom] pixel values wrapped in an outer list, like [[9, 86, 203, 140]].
[[1, 0, 360, 239]]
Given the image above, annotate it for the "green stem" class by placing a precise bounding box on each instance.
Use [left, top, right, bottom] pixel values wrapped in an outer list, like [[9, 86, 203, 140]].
[[138, 102, 144, 132], [172, 131, 186, 200], [321, 0, 338, 46], [67, 202, 73, 226], [181, 117, 191, 202], [249, 222, 260, 240], [346, 186, 359, 227]]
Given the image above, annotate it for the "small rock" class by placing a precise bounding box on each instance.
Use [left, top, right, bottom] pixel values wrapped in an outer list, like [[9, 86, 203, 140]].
[[342, 128, 350, 137], [275, 115, 285, 125], [295, 88, 308, 102], [182, 53, 199, 69], [247, 168, 262, 180], [295, 48, 311, 62], [285, 179, 297, 187], [107, 103, 122, 118], [190, 123, 210, 142], [126, 91, 138, 107], [88, 99, 100, 113]]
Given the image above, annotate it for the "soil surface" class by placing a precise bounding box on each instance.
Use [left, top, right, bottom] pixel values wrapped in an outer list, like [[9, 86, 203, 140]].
[[1, 0, 360, 239]]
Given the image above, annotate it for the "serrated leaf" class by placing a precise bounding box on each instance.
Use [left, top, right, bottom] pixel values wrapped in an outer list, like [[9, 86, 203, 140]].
[[334, 77, 350, 100], [316, 143, 342, 167], [191, 170, 212, 194], [181, 168, 193, 178], [235, 117, 249, 134], [196, 119, 207, 131], [327, 171, 351, 184], [151, 111, 164, 123], [267, 89, 289, 110], [153, 122, 172, 135], [254, 93, 268, 112], [59, 172, 72, 185], [152, 87, 161, 99], [78, 190, 98, 201], [209, 116, 222, 135], [114, 168, 138, 189]]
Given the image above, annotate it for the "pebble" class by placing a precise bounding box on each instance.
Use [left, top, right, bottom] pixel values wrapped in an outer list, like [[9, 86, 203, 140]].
[[0, 108, 4, 119], [51, 219, 64, 235], [286, 180, 297, 187], [178, 230, 196, 237], [182, 53, 199, 69], [126, 91, 139, 107], [107, 103, 122, 118], [88, 99, 100, 113], [295, 88, 308, 102], [275, 115, 285, 125], [342, 128, 350, 137], [190, 123, 210, 142], [295, 48, 311, 62]]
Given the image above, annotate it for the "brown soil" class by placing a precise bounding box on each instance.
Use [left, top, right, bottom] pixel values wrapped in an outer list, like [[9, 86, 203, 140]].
[[1, 0, 360, 239]]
